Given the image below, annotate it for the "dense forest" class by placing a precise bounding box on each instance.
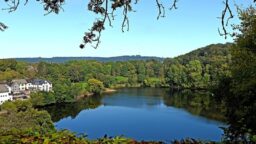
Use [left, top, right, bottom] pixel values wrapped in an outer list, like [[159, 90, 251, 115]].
[[0, 43, 231, 106]]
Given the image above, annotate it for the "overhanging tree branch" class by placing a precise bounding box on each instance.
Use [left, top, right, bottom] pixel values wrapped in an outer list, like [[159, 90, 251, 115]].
[[0, 22, 8, 31], [170, 0, 178, 10], [156, 0, 165, 19], [0, 0, 256, 48], [218, 0, 234, 39]]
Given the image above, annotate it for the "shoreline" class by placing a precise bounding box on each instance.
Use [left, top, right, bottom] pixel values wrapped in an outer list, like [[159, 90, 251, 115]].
[[103, 88, 117, 93], [76, 88, 117, 100]]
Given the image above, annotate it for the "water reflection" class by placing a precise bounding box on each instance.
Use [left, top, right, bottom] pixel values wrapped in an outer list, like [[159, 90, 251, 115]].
[[44, 88, 225, 123], [43, 95, 102, 122], [164, 90, 226, 121], [102, 88, 167, 108], [42, 88, 226, 141]]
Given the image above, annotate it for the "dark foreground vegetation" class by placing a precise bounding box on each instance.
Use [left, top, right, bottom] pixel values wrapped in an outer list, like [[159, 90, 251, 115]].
[[0, 7, 255, 144]]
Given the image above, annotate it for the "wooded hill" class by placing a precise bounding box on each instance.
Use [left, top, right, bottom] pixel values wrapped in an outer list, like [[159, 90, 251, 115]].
[[0, 43, 231, 105]]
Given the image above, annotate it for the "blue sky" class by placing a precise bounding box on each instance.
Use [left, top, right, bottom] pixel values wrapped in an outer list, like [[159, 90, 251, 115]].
[[0, 0, 251, 58]]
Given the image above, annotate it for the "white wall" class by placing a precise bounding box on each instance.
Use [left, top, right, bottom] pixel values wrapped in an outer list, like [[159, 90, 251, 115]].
[[29, 82, 52, 92], [42, 83, 52, 92], [0, 92, 12, 105], [19, 84, 26, 91], [26, 83, 32, 90]]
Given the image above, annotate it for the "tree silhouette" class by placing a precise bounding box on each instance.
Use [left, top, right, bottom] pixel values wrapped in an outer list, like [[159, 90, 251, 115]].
[[1, 0, 256, 48]]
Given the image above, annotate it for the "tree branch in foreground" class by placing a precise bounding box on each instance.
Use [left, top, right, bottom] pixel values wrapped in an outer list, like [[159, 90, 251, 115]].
[[0, 22, 8, 31], [218, 0, 234, 39], [1, 0, 256, 48]]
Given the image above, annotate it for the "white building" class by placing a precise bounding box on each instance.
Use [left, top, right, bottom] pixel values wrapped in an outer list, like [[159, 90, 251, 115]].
[[28, 79, 52, 92], [26, 82, 32, 90], [11, 79, 27, 94], [0, 84, 12, 105]]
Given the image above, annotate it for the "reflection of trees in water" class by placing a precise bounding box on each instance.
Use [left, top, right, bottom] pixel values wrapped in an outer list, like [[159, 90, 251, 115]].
[[103, 88, 170, 108], [43, 88, 171, 122], [42, 88, 226, 123], [42, 95, 102, 122], [164, 89, 226, 122], [117, 87, 170, 97]]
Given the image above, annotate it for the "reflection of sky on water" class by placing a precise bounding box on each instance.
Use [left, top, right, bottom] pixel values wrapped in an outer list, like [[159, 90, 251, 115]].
[[102, 94, 163, 109], [54, 88, 225, 142]]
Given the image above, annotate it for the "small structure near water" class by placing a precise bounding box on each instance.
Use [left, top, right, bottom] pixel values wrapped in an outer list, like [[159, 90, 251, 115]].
[[0, 79, 52, 104]]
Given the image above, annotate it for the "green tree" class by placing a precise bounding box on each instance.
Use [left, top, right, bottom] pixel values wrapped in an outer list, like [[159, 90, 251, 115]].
[[88, 78, 104, 94], [111, 62, 122, 76], [0, 70, 21, 81], [143, 77, 163, 87], [145, 61, 155, 77], [0, 59, 17, 71], [37, 62, 49, 77], [136, 62, 146, 83], [0, 100, 55, 136], [53, 80, 73, 103], [166, 64, 186, 89], [30, 92, 56, 106], [70, 83, 89, 99], [217, 7, 256, 142], [186, 60, 203, 88]]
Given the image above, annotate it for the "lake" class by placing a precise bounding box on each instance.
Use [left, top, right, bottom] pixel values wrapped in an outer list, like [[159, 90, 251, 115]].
[[43, 88, 226, 142]]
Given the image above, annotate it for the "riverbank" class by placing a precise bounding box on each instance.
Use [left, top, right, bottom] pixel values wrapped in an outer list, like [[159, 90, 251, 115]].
[[77, 88, 117, 99], [103, 88, 117, 93]]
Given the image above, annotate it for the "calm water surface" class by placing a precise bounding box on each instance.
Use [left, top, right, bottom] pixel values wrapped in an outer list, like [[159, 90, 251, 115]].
[[44, 88, 225, 142]]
